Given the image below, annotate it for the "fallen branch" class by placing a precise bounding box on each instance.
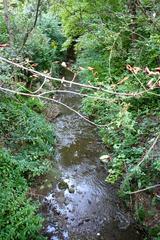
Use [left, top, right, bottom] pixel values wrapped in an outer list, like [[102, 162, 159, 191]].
[[137, 134, 160, 167], [123, 134, 160, 185], [0, 56, 157, 98], [32, 77, 48, 94], [38, 90, 115, 102], [124, 183, 160, 195], [0, 86, 111, 128]]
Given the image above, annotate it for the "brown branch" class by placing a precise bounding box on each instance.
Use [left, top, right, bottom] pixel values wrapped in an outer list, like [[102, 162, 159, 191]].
[[19, 0, 41, 52]]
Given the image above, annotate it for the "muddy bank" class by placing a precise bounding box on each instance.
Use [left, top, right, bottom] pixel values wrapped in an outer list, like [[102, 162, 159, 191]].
[[34, 71, 144, 240]]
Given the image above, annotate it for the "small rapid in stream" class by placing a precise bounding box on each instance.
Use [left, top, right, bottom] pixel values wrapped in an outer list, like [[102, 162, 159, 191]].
[[34, 71, 143, 240]]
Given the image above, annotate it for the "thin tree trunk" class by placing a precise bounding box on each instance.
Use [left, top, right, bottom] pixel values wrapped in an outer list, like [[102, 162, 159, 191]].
[[3, 0, 14, 47], [128, 0, 138, 43], [19, 0, 41, 52]]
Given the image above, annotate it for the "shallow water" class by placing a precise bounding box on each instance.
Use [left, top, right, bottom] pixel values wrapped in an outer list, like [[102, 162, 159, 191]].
[[36, 72, 143, 240]]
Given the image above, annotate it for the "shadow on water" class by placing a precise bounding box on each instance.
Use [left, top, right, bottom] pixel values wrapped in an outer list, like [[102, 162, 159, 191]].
[[35, 70, 144, 240]]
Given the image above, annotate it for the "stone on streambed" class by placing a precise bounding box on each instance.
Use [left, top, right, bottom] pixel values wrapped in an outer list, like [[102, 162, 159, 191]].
[[68, 187, 75, 193], [46, 224, 56, 234], [58, 180, 69, 190], [51, 237, 59, 240], [45, 104, 61, 121], [99, 154, 111, 163], [58, 179, 76, 193]]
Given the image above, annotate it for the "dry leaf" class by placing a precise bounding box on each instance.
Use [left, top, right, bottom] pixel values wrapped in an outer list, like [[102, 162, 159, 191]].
[[144, 67, 160, 76], [0, 43, 10, 48], [147, 80, 155, 89], [31, 63, 38, 67], [61, 62, 67, 68], [32, 74, 39, 78], [155, 67, 160, 72], [117, 76, 129, 85], [79, 66, 85, 71], [88, 66, 94, 71], [126, 64, 142, 74]]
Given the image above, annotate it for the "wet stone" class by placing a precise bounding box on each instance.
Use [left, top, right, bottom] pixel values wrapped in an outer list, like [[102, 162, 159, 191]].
[[69, 187, 75, 193], [46, 224, 56, 234], [62, 230, 69, 240], [51, 236, 59, 240], [76, 190, 83, 194], [84, 218, 90, 222], [58, 181, 69, 190]]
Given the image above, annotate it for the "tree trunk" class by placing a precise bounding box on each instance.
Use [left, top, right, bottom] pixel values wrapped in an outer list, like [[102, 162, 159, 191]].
[[3, 0, 14, 47], [128, 0, 138, 43]]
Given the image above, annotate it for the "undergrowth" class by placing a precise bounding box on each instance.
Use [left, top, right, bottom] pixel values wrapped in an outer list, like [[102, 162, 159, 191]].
[[55, 1, 160, 238], [0, 95, 55, 239]]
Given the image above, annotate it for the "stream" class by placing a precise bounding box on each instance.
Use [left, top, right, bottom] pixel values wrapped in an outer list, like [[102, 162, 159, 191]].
[[34, 71, 143, 240]]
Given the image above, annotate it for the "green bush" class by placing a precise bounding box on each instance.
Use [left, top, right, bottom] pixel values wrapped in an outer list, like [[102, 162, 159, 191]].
[[0, 95, 55, 239], [0, 15, 8, 43], [0, 149, 45, 240], [0, 96, 55, 177]]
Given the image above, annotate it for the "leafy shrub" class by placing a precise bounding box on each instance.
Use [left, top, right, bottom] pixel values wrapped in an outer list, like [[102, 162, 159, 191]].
[[0, 149, 45, 240], [12, 10, 66, 72], [0, 95, 55, 177], [0, 15, 8, 43], [0, 94, 55, 239]]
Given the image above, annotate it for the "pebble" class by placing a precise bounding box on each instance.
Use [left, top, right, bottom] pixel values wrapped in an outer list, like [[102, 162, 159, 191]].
[[51, 237, 59, 240], [76, 190, 83, 194], [84, 218, 90, 222], [69, 187, 75, 193], [46, 225, 56, 233], [62, 230, 69, 239]]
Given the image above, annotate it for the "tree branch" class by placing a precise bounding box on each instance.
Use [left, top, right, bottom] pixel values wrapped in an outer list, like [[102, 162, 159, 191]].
[[0, 86, 111, 128], [1, 56, 158, 98], [137, 134, 160, 167], [124, 184, 160, 195], [19, 0, 41, 52]]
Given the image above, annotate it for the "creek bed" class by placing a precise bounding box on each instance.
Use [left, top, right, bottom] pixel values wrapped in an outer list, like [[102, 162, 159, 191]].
[[35, 71, 143, 240]]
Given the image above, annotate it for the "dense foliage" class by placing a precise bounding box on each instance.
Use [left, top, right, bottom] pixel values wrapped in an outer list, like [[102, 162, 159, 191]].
[[0, 1, 63, 239], [0, 96, 54, 177], [53, 0, 160, 238], [0, 0, 160, 239], [0, 149, 45, 240], [0, 95, 55, 240]]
